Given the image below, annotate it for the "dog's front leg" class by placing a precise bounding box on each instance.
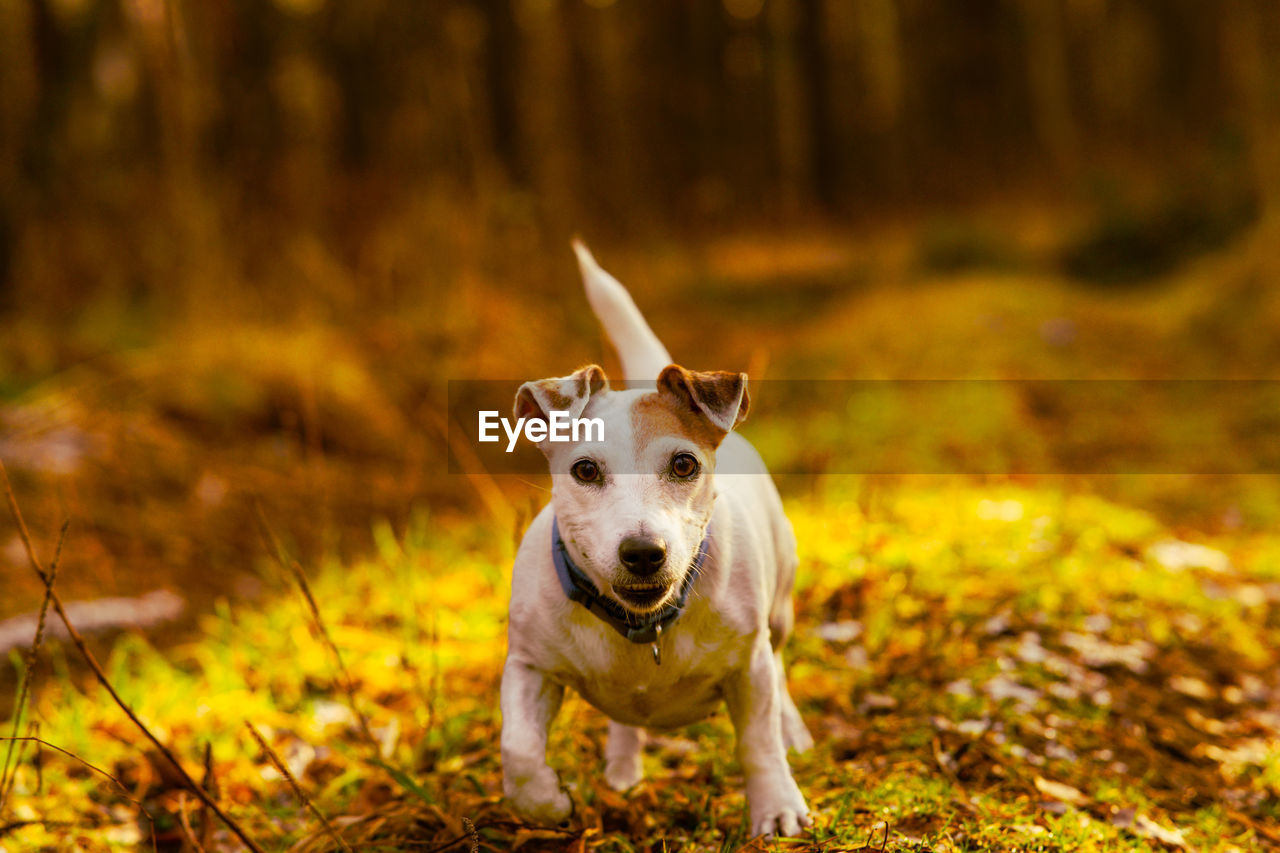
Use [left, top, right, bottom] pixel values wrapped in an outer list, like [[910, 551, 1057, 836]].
[[724, 637, 811, 838], [500, 656, 572, 824]]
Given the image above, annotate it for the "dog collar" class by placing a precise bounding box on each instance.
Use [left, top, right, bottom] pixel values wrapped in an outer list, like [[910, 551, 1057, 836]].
[[551, 516, 709, 664]]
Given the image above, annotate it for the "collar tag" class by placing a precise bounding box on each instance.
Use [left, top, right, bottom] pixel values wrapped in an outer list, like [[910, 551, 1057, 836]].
[[651, 623, 662, 665]]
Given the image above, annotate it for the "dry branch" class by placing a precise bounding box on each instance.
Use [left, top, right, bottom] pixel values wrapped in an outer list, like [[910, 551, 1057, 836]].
[[199, 741, 215, 852], [462, 816, 479, 853], [0, 519, 66, 815], [0, 736, 152, 824], [0, 819, 77, 838], [0, 460, 266, 853], [175, 792, 209, 853], [245, 722, 353, 853]]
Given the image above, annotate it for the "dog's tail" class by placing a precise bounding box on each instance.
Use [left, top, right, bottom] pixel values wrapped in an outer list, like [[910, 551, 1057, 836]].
[[573, 239, 672, 382]]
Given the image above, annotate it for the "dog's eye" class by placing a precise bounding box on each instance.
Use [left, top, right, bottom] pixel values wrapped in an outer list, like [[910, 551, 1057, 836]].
[[571, 459, 602, 484], [670, 453, 700, 479]]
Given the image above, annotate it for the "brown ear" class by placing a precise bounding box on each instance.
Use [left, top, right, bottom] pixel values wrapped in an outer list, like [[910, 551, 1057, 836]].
[[657, 364, 749, 435], [514, 364, 609, 425]]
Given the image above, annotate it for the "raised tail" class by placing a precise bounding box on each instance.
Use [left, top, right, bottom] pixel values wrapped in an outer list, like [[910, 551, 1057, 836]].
[[573, 239, 672, 382]]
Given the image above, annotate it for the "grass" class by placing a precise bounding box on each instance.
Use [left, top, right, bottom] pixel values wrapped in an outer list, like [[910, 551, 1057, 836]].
[[2, 479, 1278, 851]]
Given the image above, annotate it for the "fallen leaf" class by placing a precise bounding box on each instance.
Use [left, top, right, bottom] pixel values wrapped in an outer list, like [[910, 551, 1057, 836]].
[[858, 692, 898, 714], [1168, 675, 1214, 701], [1034, 776, 1088, 806], [512, 828, 571, 850], [1147, 540, 1229, 573], [1060, 632, 1154, 673], [1133, 814, 1188, 848], [817, 620, 863, 643], [983, 675, 1042, 707]]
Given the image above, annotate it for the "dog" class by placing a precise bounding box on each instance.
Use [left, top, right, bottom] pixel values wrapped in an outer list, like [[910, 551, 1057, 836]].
[[500, 242, 812, 838]]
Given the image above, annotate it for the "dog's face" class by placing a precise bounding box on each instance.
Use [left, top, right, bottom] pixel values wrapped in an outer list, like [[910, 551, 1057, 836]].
[[516, 364, 748, 614]]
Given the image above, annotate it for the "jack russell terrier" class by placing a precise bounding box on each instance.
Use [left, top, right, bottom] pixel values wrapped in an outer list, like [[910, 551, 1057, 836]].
[[500, 242, 813, 838]]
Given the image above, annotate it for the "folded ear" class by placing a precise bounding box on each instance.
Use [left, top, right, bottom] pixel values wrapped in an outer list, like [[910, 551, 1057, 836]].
[[514, 364, 610, 426], [656, 364, 749, 435]]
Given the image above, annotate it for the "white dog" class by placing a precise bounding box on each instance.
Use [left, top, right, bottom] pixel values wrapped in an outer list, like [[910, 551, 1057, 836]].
[[500, 242, 813, 838]]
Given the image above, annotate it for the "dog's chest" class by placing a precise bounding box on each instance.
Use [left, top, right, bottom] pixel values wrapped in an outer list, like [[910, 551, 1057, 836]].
[[569, 663, 723, 729], [554, 629, 739, 729]]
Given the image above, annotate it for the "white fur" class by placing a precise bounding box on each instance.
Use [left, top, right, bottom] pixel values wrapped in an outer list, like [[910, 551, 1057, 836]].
[[501, 246, 812, 839], [574, 240, 672, 382]]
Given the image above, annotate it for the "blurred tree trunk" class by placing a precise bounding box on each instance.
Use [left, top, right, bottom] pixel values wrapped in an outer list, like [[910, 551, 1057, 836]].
[[1013, 0, 1079, 178], [480, 0, 527, 187], [1223, 0, 1280, 221], [562, 3, 601, 221], [22, 0, 74, 189], [768, 0, 811, 214], [517, 0, 581, 236], [797, 0, 836, 212], [849, 0, 906, 199], [690, 1, 731, 223], [576, 2, 642, 232], [0, 3, 37, 300]]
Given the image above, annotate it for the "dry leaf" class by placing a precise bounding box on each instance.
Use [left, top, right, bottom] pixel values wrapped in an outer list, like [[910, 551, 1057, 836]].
[[1132, 814, 1188, 849], [512, 828, 572, 850], [1034, 775, 1089, 806], [1168, 675, 1214, 700]]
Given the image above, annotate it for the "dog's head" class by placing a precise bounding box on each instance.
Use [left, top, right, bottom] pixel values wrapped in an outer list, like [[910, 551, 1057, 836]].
[[516, 363, 748, 614]]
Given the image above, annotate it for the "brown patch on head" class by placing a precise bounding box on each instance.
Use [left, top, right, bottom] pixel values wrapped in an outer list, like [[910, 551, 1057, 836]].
[[632, 365, 748, 454], [655, 364, 749, 436], [631, 393, 725, 455]]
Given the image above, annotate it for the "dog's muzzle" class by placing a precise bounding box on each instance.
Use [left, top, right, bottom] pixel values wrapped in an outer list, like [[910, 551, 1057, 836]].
[[551, 516, 710, 659], [611, 578, 673, 611]]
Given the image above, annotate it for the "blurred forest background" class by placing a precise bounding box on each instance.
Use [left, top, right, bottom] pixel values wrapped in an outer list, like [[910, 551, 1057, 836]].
[[2, 0, 1280, 627], [4, 0, 1280, 315], [5, 2, 1280, 850]]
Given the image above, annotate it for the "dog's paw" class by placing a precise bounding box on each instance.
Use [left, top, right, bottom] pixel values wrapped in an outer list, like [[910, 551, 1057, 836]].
[[752, 806, 812, 839], [603, 754, 644, 791], [747, 778, 811, 839], [505, 772, 573, 826]]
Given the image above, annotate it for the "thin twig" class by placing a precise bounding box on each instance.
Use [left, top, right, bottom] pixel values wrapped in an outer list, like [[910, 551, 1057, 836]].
[[0, 518, 67, 814], [462, 816, 479, 853], [1227, 808, 1280, 844], [31, 722, 42, 796], [252, 501, 379, 752], [199, 741, 215, 853], [0, 819, 77, 838], [245, 722, 353, 853], [175, 792, 208, 853], [0, 736, 153, 823], [0, 461, 266, 853]]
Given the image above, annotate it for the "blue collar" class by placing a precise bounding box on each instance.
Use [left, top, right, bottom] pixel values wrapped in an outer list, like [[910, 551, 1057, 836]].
[[552, 516, 709, 661]]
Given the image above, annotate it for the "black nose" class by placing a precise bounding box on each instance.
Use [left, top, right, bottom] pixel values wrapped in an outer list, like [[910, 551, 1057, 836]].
[[618, 536, 667, 575]]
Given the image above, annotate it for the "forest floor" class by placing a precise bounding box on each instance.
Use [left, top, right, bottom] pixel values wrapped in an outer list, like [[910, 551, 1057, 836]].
[[2, 216, 1280, 851], [3, 479, 1279, 852]]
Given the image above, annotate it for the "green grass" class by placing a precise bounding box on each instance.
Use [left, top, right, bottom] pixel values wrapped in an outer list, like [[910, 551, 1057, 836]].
[[2, 480, 1277, 851]]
